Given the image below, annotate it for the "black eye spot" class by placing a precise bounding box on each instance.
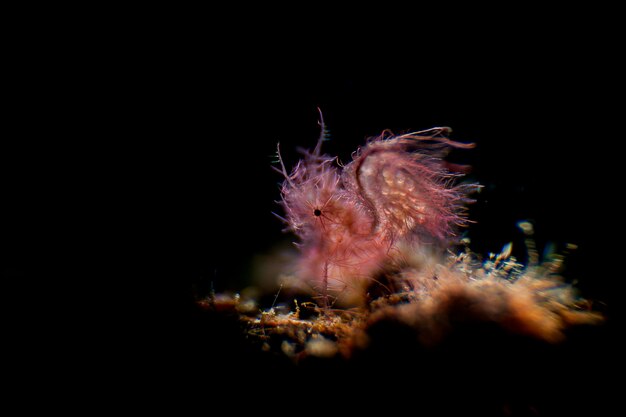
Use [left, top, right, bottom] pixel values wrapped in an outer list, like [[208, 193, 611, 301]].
[[314, 209, 322, 217]]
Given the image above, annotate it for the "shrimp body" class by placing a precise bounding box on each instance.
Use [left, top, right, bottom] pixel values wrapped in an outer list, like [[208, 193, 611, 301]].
[[277, 120, 477, 304]]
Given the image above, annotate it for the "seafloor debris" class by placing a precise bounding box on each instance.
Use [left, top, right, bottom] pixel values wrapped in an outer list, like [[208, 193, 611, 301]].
[[197, 122, 608, 415], [201, 237, 602, 362]]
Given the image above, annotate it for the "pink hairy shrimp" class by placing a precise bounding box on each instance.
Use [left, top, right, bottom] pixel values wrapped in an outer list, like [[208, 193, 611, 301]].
[[275, 111, 478, 308]]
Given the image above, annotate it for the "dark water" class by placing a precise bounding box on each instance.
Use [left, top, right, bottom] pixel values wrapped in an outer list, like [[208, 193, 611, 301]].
[[3, 35, 621, 414]]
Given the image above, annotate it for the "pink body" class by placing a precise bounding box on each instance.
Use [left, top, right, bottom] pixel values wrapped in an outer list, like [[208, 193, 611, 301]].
[[277, 122, 477, 303]]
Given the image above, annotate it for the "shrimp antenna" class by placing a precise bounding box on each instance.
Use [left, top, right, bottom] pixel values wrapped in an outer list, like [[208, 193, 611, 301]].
[[275, 142, 295, 187], [313, 107, 330, 157]]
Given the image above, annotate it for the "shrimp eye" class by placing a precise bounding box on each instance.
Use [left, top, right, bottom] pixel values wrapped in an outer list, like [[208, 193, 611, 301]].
[[313, 209, 322, 217]]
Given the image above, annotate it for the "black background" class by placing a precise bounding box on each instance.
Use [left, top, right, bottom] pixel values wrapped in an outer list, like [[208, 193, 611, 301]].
[[2, 12, 620, 307], [2, 12, 623, 412], [3, 29, 621, 325]]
